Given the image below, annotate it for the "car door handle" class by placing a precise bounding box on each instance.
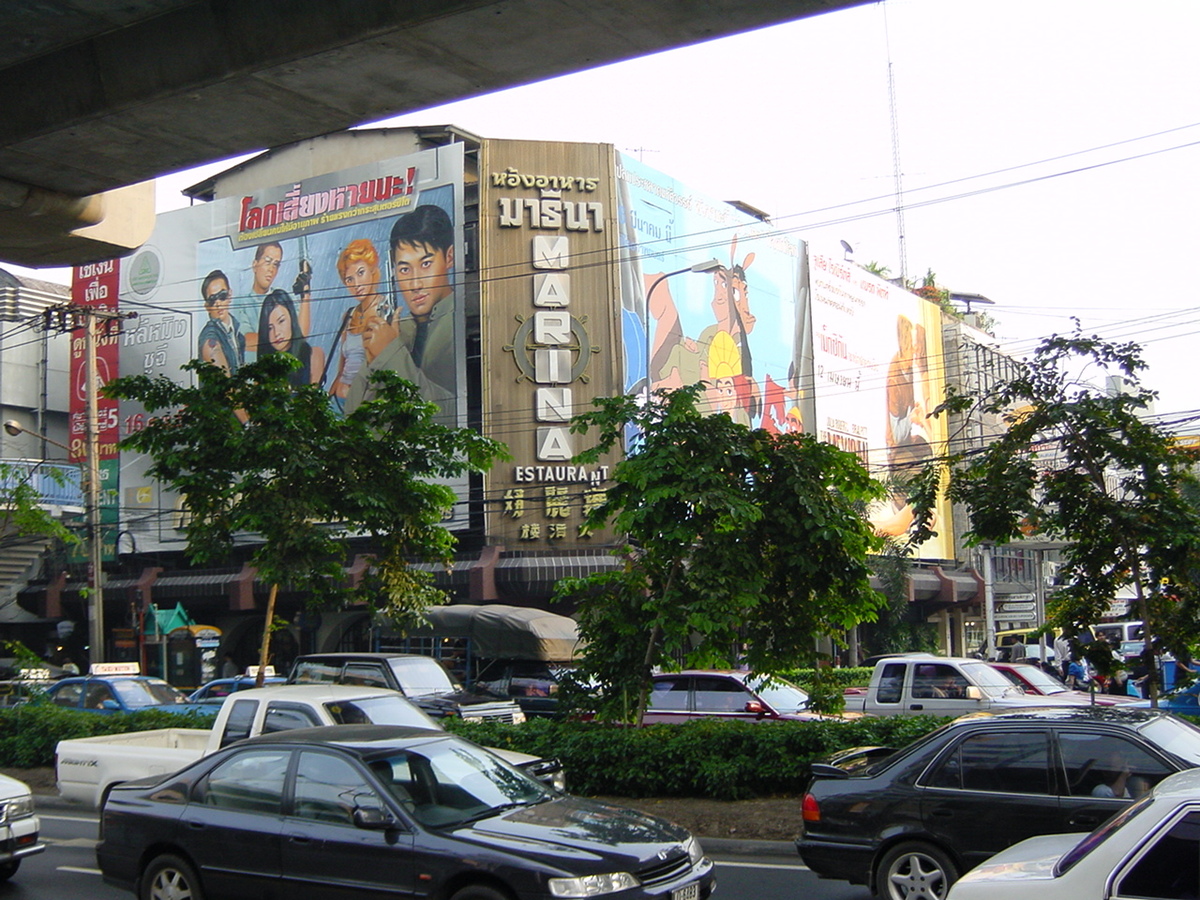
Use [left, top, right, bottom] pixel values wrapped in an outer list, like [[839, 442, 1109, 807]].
[[931, 809, 954, 818], [1069, 812, 1101, 828], [288, 833, 312, 844], [186, 821, 205, 830], [910, 704, 924, 710]]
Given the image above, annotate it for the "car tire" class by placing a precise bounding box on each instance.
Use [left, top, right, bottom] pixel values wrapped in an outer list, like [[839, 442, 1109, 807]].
[[0, 860, 19, 881], [875, 841, 958, 900], [449, 884, 510, 900], [140, 853, 204, 900]]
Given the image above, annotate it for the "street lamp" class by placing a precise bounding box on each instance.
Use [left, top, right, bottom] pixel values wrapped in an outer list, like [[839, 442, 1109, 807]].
[[644, 258, 723, 396], [4, 418, 104, 666]]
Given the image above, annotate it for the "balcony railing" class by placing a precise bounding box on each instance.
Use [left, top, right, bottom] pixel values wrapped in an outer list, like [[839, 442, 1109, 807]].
[[0, 459, 83, 509]]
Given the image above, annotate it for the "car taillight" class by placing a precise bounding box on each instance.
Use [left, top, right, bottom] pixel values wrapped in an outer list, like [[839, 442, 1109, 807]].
[[802, 793, 821, 822]]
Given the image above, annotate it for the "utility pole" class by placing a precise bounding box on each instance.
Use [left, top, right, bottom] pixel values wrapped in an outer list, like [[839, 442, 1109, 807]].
[[43, 303, 136, 665]]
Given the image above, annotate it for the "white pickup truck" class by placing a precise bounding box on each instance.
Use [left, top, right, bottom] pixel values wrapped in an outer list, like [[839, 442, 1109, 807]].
[[55, 684, 562, 808], [844, 654, 1096, 716]]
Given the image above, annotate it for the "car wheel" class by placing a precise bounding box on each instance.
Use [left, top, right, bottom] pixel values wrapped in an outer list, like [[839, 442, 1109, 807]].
[[0, 860, 19, 881], [449, 884, 510, 900], [876, 841, 958, 900], [140, 853, 204, 900]]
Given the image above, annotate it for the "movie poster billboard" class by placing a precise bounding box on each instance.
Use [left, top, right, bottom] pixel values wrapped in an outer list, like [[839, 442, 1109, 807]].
[[807, 246, 954, 559], [116, 143, 467, 549], [615, 152, 812, 437]]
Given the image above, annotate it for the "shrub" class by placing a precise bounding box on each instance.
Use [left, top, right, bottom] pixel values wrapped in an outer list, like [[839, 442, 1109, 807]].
[[0, 703, 214, 768], [447, 714, 948, 800]]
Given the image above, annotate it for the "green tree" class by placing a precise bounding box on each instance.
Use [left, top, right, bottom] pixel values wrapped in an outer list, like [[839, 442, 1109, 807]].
[[554, 385, 886, 721], [912, 331, 1200, 704], [0, 460, 78, 548], [104, 356, 508, 682]]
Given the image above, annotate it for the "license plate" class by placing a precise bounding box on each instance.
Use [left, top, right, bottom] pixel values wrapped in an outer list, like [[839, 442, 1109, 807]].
[[672, 883, 700, 900]]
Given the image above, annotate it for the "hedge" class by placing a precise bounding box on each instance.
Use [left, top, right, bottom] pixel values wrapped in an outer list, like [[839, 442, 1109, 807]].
[[0, 703, 215, 769], [446, 715, 948, 800]]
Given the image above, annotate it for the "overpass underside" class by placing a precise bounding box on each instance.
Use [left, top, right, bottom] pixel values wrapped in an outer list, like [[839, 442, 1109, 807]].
[[0, 0, 867, 266]]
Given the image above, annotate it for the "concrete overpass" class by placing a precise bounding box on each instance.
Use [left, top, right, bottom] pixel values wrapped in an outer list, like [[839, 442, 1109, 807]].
[[0, 0, 867, 267]]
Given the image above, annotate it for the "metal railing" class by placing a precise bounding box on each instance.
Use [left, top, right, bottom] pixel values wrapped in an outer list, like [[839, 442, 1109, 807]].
[[0, 458, 83, 509]]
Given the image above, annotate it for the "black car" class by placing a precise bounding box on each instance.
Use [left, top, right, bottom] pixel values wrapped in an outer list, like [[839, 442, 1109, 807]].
[[797, 707, 1200, 900], [288, 652, 527, 724], [98, 724, 715, 900]]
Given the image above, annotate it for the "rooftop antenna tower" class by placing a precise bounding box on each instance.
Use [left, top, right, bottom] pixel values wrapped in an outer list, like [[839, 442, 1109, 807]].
[[883, 1, 907, 285]]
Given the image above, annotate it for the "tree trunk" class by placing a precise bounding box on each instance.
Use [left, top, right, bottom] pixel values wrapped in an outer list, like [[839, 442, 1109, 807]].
[[255, 583, 278, 688], [633, 623, 662, 727]]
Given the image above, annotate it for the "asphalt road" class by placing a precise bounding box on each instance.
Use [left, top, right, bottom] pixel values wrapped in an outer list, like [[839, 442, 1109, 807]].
[[29, 800, 874, 900]]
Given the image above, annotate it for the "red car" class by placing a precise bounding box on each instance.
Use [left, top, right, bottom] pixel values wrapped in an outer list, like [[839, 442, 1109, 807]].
[[989, 661, 1138, 707]]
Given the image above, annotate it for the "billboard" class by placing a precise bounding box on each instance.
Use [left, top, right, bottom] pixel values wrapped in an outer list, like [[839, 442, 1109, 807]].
[[807, 247, 954, 559], [480, 140, 624, 546], [115, 143, 468, 548], [613, 154, 952, 559], [616, 153, 811, 436], [69, 261, 122, 562]]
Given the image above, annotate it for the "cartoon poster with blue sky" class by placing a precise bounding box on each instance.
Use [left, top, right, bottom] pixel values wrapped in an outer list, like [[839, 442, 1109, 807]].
[[615, 152, 811, 438]]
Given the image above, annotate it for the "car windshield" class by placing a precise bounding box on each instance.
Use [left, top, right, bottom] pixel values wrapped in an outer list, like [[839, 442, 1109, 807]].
[[371, 736, 551, 828], [746, 675, 810, 712], [1001, 665, 1069, 695], [324, 695, 439, 729], [960, 662, 1023, 698], [386, 657, 457, 697], [111, 678, 188, 706], [1055, 795, 1152, 875], [1138, 715, 1200, 766]]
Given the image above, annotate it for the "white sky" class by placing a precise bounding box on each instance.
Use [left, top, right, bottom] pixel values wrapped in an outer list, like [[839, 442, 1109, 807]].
[[14, 0, 1200, 421]]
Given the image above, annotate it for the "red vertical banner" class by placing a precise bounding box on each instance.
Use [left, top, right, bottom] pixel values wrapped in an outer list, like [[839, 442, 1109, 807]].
[[70, 261, 122, 563], [69, 261, 121, 463]]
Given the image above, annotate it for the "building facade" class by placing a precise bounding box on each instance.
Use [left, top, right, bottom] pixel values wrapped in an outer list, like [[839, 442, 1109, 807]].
[[14, 126, 1006, 677]]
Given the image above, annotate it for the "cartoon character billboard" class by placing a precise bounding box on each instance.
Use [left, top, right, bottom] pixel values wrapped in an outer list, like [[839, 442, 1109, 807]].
[[116, 143, 467, 549], [615, 152, 812, 437]]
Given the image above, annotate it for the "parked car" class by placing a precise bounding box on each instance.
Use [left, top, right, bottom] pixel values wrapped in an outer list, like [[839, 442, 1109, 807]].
[[0, 773, 43, 881], [796, 707, 1200, 900], [186, 673, 287, 707], [57, 684, 566, 809], [948, 766, 1200, 900], [988, 661, 1138, 707], [644, 670, 820, 723], [288, 652, 526, 724], [98, 725, 715, 900], [44, 666, 208, 717]]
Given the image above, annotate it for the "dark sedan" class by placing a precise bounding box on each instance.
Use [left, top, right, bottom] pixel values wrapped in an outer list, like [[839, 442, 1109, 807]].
[[98, 724, 715, 900], [797, 707, 1200, 900]]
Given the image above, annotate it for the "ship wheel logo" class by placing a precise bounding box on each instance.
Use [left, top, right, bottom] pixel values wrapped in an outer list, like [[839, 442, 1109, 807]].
[[503, 314, 600, 383]]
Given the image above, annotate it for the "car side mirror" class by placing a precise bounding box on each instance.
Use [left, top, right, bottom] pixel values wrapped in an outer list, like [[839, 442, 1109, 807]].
[[101, 699, 121, 710], [744, 700, 766, 716], [354, 806, 397, 830], [965, 685, 983, 701]]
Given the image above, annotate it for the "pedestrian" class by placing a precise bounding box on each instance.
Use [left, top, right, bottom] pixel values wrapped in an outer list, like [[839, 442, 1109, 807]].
[[219, 653, 238, 679]]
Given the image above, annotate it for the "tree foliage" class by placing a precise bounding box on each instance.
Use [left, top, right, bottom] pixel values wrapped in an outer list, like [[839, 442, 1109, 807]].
[[104, 356, 508, 668], [0, 461, 78, 549], [554, 385, 886, 721], [912, 330, 1200, 701]]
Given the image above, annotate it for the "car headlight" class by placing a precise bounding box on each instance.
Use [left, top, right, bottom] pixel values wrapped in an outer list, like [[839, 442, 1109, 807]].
[[461, 715, 484, 724], [683, 836, 705, 866], [0, 795, 33, 823], [512, 709, 527, 724], [547, 872, 640, 897]]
